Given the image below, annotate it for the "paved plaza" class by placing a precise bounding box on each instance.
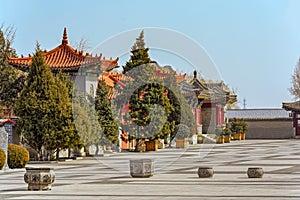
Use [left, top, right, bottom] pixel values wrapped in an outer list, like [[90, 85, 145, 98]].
[[1, 139, 300, 199]]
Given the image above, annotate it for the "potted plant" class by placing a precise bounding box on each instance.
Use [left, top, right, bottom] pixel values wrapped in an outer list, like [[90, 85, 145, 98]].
[[197, 134, 205, 144], [240, 120, 248, 140], [175, 124, 190, 148], [230, 118, 242, 140], [223, 128, 232, 143], [145, 139, 158, 151], [215, 127, 224, 144]]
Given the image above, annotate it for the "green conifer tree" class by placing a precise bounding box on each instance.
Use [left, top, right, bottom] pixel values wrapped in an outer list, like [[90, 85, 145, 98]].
[[15, 43, 57, 159], [95, 80, 119, 144], [15, 43, 81, 160], [73, 92, 102, 155], [116, 31, 175, 147], [43, 74, 81, 160]]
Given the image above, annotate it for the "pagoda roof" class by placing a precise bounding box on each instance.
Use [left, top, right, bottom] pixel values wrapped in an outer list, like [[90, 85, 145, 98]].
[[282, 101, 300, 112], [0, 119, 17, 127], [99, 72, 125, 88], [98, 72, 125, 99], [189, 71, 237, 105], [8, 28, 118, 72], [153, 67, 187, 83]]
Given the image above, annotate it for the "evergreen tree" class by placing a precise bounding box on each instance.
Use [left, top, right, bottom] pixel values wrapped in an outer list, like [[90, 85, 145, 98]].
[[15, 43, 57, 159], [15, 43, 80, 160], [43, 74, 81, 159], [122, 30, 151, 77], [73, 92, 102, 155], [116, 31, 175, 147], [164, 74, 195, 143], [55, 70, 73, 99], [0, 25, 25, 117], [95, 80, 119, 144]]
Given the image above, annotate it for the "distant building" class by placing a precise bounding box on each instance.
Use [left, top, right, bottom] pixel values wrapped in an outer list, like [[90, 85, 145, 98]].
[[189, 71, 237, 135], [282, 101, 300, 138], [226, 109, 294, 139]]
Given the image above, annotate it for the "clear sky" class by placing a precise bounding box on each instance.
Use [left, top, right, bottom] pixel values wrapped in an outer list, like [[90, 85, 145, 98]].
[[1, 0, 300, 108]]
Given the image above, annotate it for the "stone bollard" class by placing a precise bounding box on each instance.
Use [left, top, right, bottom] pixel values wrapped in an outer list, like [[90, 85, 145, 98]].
[[197, 167, 214, 178], [24, 167, 55, 190], [247, 167, 264, 178], [129, 159, 154, 178]]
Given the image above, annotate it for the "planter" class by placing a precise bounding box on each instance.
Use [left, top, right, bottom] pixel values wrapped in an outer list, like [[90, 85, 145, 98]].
[[198, 167, 214, 178], [24, 167, 55, 191], [197, 137, 204, 144], [241, 133, 246, 140], [224, 135, 231, 143], [137, 140, 146, 152], [216, 136, 224, 144], [176, 139, 188, 148], [247, 167, 264, 178], [233, 133, 241, 140], [145, 140, 158, 151], [130, 159, 154, 178]]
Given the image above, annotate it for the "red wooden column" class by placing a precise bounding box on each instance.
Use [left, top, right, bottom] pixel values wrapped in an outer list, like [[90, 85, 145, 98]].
[[221, 106, 225, 126], [216, 105, 220, 126], [193, 108, 197, 134], [198, 108, 202, 125]]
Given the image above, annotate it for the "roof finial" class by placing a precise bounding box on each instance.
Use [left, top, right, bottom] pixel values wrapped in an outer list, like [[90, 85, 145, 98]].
[[62, 27, 68, 45], [193, 70, 197, 79]]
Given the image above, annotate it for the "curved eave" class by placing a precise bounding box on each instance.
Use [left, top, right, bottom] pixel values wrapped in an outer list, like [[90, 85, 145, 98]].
[[282, 101, 300, 112]]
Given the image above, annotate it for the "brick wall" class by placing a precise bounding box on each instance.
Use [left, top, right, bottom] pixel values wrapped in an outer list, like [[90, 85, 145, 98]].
[[245, 119, 294, 139]]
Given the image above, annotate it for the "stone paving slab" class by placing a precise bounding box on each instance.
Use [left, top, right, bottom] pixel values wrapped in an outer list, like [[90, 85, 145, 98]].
[[1, 139, 300, 199]]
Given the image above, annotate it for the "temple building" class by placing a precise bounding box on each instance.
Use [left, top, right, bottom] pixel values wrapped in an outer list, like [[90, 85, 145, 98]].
[[7, 28, 119, 97], [189, 71, 237, 136], [5, 28, 238, 150], [283, 101, 300, 138]]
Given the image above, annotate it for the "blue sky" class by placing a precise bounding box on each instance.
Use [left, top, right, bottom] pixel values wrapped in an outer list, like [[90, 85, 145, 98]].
[[2, 0, 300, 108]]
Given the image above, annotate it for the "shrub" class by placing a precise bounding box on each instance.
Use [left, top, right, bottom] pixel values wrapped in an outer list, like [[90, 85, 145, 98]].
[[0, 148, 6, 170], [8, 144, 30, 169], [175, 124, 191, 139], [222, 128, 232, 136]]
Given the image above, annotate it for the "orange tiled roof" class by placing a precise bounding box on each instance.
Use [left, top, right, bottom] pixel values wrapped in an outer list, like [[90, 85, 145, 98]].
[[98, 72, 125, 99], [153, 67, 186, 83], [8, 28, 118, 72], [99, 72, 125, 88]]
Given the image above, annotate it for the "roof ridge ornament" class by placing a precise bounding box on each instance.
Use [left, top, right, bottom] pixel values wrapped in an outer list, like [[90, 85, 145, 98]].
[[62, 27, 68, 45]]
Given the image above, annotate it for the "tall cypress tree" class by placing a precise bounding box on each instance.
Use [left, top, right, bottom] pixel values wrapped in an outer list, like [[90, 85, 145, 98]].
[[15, 43, 80, 160], [15, 43, 57, 159], [95, 80, 119, 144], [43, 74, 81, 160], [73, 92, 102, 155]]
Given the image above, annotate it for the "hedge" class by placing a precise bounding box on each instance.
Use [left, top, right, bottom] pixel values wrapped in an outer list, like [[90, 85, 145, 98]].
[[0, 148, 6, 170], [8, 144, 30, 169]]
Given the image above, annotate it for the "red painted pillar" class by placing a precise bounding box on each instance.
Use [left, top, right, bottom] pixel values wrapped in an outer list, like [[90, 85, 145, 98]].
[[199, 108, 202, 125], [216, 105, 220, 126], [194, 108, 197, 134], [220, 107, 224, 125]]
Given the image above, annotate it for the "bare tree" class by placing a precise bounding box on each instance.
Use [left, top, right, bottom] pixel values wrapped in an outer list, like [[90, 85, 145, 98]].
[[73, 37, 90, 52], [289, 59, 300, 99]]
